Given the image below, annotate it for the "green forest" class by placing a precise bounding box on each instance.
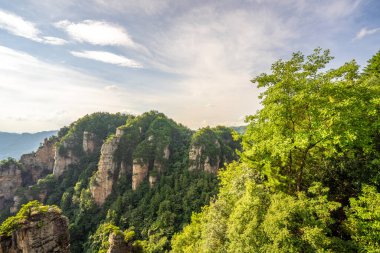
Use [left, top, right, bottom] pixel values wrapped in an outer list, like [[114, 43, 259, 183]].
[[172, 48, 380, 252], [1, 48, 379, 252]]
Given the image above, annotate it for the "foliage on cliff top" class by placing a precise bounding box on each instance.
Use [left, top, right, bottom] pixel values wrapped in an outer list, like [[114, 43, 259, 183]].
[[190, 126, 240, 166], [115, 111, 192, 164], [56, 112, 131, 157], [0, 201, 61, 236], [0, 157, 22, 171], [87, 223, 142, 253]]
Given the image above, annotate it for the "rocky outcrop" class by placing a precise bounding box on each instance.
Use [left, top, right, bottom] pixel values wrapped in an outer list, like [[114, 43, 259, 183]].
[[188, 126, 240, 173], [203, 156, 220, 174], [9, 196, 22, 214], [189, 142, 221, 173], [1, 138, 57, 213], [53, 139, 79, 178], [148, 175, 157, 188], [0, 208, 70, 253], [107, 232, 131, 253], [188, 145, 203, 171], [53, 149, 78, 178], [20, 138, 56, 183], [132, 161, 149, 191], [133, 146, 170, 190], [83, 131, 97, 154], [90, 130, 123, 206], [0, 162, 23, 210]]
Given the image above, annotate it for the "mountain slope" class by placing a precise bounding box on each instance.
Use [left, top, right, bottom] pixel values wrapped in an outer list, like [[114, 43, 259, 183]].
[[0, 111, 241, 252], [0, 131, 57, 160]]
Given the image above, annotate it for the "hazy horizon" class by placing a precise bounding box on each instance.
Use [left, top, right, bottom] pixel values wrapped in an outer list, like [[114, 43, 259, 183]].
[[0, 0, 379, 132]]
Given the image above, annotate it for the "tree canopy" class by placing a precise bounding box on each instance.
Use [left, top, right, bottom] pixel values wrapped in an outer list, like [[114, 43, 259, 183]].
[[172, 48, 380, 253]]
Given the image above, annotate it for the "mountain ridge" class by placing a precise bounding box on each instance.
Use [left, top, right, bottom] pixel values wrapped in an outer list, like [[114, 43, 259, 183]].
[[0, 131, 58, 160]]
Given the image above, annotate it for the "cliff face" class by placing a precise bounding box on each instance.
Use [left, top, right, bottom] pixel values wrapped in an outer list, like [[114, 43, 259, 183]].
[[132, 160, 149, 191], [189, 140, 221, 173], [83, 131, 97, 154], [0, 162, 22, 210], [53, 131, 100, 178], [1, 138, 57, 214], [188, 126, 240, 173], [90, 129, 123, 206], [53, 141, 79, 177], [20, 137, 56, 183], [0, 208, 70, 253], [89, 113, 182, 206], [107, 233, 131, 253]]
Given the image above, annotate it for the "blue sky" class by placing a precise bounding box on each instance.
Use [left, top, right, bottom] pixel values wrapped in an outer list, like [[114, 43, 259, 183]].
[[0, 0, 379, 132]]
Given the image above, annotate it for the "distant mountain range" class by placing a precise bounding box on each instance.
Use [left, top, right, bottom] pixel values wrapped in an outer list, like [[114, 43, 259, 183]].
[[0, 131, 57, 160], [231, 125, 247, 134]]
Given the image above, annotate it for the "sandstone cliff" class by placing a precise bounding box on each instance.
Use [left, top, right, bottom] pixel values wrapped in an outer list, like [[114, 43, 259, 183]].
[[1, 138, 57, 214], [189, 140, 221, 173], [90, 129, 123, 206], [20, 137, 56, 183], [0, 161, 22, 211], [188, 126, 240, 173], [132, 160, 149, 191], [83, 131, 97, 154], [89, 113, 178, 206], [53, 147, 78, 178], [107, 232, 131, 253], [0, 206, 70, 253]]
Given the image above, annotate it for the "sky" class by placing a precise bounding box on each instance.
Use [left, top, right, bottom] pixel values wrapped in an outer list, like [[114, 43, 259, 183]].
[[0, 0, 379, 133]]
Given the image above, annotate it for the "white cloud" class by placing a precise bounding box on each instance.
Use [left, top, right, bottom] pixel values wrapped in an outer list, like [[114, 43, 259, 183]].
[[104, 85, 119, 91], [41, 36, 67, 45], [55, 20, 137, 48], [355, 27, 380, 40], [93, 0, 173, 15], [0, 45, 150, 132], [70, 50, 143, 68], [139, 6, 296, 128], [0, 9, 67, 45]]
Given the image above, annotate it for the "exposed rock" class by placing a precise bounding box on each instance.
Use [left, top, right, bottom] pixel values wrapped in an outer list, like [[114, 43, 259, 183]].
[[133, 145, 169, 190], [20, 138, 56, 170], [118, 161, 131, 179], [83, 131, 97, 154], [53, 136, 79, 177], [116, 128, 124, 137], [0, 163, 22, 210], [107, 232, 131, 253], [53, 140, 79, 178], [203, 156, 220, 174], [20, 138, 56, 183], [188, 145, 203, 171], [90, 131, 123, 206], [149, 175, 157, 188], [188, 136, 222, 173], [163, 145, 170, 160], [132, 160, 149, 191], [0, 208, 70, 253], [9, 196, 21, 214]]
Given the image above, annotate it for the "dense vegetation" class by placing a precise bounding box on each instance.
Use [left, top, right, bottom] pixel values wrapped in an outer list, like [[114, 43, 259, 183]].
[[190, 126, 241, 168], [0, 111, 240, 252], [1, 48, 378, 252], [57, 112, 130, 157], [171, 48, 380, 252], [0, 201, 61, 236]]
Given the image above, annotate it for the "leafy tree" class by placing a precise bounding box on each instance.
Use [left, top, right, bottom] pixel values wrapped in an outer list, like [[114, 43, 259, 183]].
[[0, 201, 60, 236], [243, 48, 379, 193], [345, 185, 380, 252], [172, 49, 380, 253]]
